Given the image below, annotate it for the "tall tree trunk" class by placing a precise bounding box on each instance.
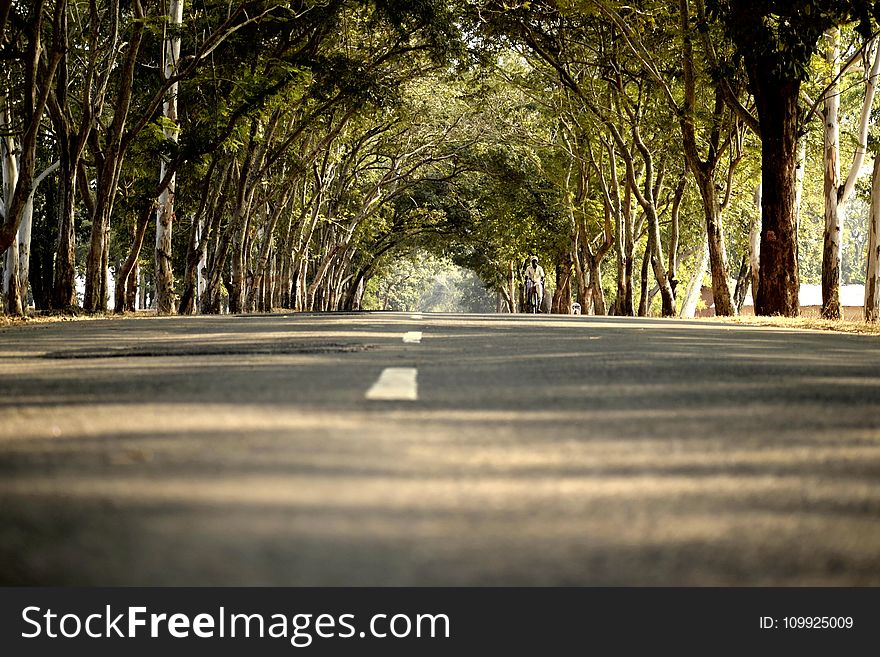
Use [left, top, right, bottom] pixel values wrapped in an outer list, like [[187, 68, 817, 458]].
[[16, 180, 43, 308], [646, 207, 676, 317], [589, 257, 606, 315], [615, 185, 635, 316], [3, 239, 21, 315], [732, 256, 750, 314], [114, 201, 152, 312], [572, 233, 588, 310], [508, 260, 517, 314], [180, 159, 228, 314], [613, 224, 626, 315], [52, 157, 77, 309], [695, 175, 733, 316], [668, 181, 681, 300], [552, 252, 572, 314], [178, 215, 202, 315], [795, 133, 807, 223], [248, 197, 289, 311], [83, 1, 145, 312], [678, 0, 733, 317], [84, 160, 117, 312], [638, 234, 651, 317], [866, 155, 880, 322], [126, 260, 139, 311], [751, 75, 801, 317], [822, 35, 880, 319], [306, 244, 341, 311], [155, 0, 184, 315], [30, 170, 56, 310], [750, 184, 761, 303], [821, 30, 842, 320], [2, 99, 21, 314], [49, 12, 78, 311], [680, 236, 709, 319], [230, 227, 245, 313], [0, 0, 63, 258], [201, 226, 232, 314]]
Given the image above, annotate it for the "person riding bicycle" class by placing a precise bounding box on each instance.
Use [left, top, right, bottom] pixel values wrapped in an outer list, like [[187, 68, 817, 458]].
[[524, 256, 545, 312]]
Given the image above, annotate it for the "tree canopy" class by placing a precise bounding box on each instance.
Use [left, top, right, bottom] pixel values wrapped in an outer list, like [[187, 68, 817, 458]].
[[2, 0, 880, 320]]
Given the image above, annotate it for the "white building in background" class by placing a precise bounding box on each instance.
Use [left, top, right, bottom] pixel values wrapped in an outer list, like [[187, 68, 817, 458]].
[[700, 284, 866, 318], [740, 284, 865, 309]]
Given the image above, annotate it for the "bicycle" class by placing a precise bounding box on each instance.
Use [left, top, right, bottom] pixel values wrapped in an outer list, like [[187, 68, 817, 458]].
[[524, 280, 542, 314]]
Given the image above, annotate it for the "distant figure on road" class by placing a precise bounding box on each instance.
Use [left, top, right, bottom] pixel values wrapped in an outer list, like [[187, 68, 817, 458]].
[[524, 256, 545, 313]]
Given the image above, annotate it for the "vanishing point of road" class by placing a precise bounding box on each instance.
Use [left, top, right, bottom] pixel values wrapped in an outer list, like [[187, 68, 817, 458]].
[[1, 312, 879, 585]]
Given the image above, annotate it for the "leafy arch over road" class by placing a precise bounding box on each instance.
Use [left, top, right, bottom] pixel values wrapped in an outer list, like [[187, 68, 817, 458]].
[[2, 0, 880, 320]]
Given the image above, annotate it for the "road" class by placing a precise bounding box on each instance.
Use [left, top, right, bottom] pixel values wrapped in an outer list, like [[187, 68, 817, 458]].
[[1, 312, 879, 585]]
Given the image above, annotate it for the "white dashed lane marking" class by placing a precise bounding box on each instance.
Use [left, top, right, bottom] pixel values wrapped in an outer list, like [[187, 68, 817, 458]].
[[365, 368, 419, 401], [402, 331, 423, 344]]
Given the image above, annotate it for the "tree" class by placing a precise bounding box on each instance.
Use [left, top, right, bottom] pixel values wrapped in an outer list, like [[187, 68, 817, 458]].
[[867, 153, 880, 321], [154, 0, 184, 314], [591, 0, 747, 317], [708, 0, 876, 316], [0, 0, 64, 315], [819, 30, 880, 318]]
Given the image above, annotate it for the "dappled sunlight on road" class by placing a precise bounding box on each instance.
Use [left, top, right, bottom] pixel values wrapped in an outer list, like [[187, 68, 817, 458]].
[[2, 312, 880, 585]]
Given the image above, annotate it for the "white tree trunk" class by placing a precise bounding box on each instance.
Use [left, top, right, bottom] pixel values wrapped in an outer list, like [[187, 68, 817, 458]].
[[841, 39, 880, 206], [750, 184, 762, 303], [795, 133, 807, 223], [196, 218, 207, 304], [866, 156, 880, 322], [155, 0, 184, 314], [1, 92, 21, 315], [822, 28, 842, 318], [3, 240, 20, 314], [819, 36, 880, 319], [679, 236, 709, 319], [15, 199, 32, 308], [15, 162, 58, 309]]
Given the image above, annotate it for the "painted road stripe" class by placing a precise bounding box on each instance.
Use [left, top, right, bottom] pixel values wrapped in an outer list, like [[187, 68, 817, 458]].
[[410, 314, 423, 320], [366, 368, 418, 401], [403, 331, 423, 344]]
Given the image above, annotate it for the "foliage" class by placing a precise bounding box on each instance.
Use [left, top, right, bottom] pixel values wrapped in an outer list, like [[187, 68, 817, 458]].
[[2, 0, 880, 319]]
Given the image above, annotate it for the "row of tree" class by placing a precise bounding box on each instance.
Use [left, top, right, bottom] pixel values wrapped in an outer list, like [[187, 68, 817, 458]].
[[1, 1, 879, 321]]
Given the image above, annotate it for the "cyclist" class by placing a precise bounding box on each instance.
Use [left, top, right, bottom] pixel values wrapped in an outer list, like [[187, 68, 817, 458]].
[[523, 256, 545, 313]]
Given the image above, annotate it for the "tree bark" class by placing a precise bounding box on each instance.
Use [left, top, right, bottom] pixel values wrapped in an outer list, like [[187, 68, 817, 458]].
[[52, 156, 78, 309], [83, 2, 145, 312], [1, 94, 21, 314], [589, 257, 606, 315], [693, 173, 733, 315], [0, 0, 63, 260], [749, 184, 761, 303], [638, 234, 651, 317], [821, 32, 842, 318], [508, 260, 517, 314], [732, 255, 750, 314], [678, 0, 734, 316], [114, 201, 153, 312], [751, 74, 801, 317], [866, 155, 880, 322], [822, 34, 880, 319], [155, 0, 184, 315], [680, 235, 709, 319], [613, 183, 633, 316], [12, 162, 57, 311], [552, 252, 572, 314]]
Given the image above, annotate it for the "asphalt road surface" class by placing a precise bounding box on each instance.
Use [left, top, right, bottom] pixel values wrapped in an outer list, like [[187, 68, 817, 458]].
[[1, 312, 879, 585]]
